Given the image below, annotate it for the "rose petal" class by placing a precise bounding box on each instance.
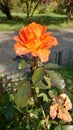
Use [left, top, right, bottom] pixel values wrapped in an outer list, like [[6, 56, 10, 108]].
[[58, 108, 72, 122], [59, 94, 72, 110], [50, 103, 58, 119], [28, 22, 44, 37], [37, 49, 50, 62], [14, 42, 30, 55]]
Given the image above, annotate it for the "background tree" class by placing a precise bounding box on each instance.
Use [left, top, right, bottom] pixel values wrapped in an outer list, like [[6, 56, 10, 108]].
[[65, 0, 73, 23], [0, 0, 13, 20], [54, 0, 73, 23], [20, 0, 51, 22]]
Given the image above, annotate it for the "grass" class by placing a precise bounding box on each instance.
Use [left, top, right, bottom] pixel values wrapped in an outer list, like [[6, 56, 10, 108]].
[[58, 64, 73, 79], [0, 12, 73, 31], [0, 13, 25, 31], [58, 63, 73, 97], [58, 64, 73, 103]]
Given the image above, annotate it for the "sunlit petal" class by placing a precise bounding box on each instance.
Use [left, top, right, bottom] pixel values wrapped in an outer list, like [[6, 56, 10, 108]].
[[14, 42, 30, 55], [37, 49, 50, 62], [58, 108, 72, 122], [60, 94, 72, 110], [50, 103, 58, 119]]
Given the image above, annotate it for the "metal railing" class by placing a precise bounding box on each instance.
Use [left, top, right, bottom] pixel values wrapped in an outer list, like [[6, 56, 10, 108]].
[[49, 47, 73, 65], [0, 47, 73, 79]]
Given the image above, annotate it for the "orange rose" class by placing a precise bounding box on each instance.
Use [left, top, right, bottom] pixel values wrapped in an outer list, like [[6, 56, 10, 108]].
[[14, 22, 58, 62], [50, 94, 72, 122]]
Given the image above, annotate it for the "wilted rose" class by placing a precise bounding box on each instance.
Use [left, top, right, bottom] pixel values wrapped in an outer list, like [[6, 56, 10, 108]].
[[50, 93, 72, 122]]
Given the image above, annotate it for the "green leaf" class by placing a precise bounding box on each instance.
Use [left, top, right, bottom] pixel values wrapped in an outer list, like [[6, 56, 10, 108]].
[[62, 125, 73, 130], [38, 93, 49, 102], [54, 126, 62, 130], [18, 59, 26, 69], [14, 85, 31, 108], [48, 90, 58, 98], [35, 80, 50, 89], [32, 67, 44, 84], [3, 106, 15, 120], [32, 108, 41, 118], [39, 119, 45, 126], [44, 63, 61, 69], [47, 70, 65, 89], [44, 76, 51, 88], [37, 119, 46, 129]]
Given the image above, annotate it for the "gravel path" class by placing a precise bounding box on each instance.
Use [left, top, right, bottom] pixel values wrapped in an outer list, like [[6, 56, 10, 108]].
[[0, 29, 73, 76]]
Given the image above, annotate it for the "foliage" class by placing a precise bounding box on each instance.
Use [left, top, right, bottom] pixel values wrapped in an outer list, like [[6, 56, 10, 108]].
[[54, 0, 73, 23], [0, 0, 73, 23], [57, 64, 73, 103], [0, 0, 13, 20], [0, 62, 73, 130], [19, 0, 51, 22], [0, 22, 73, 130]]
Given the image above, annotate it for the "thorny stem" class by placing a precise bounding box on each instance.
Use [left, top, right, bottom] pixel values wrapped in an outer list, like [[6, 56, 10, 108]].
[[41, 106, 50, 130], [33, 57, 38, 68], [31, 57, 38, 70], [45, 115, 49, 130]]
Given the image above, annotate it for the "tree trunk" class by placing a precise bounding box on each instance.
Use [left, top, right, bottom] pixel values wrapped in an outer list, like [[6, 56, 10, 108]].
[[0, 3, 13, 20], [65, 0, 73, 24], [4, 8, 13, 20], [31, 0, 41, 17], [66, 5, 72, 23], [25, 0, 31, 23]]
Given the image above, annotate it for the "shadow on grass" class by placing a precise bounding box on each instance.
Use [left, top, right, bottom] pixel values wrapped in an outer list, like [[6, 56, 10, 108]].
[[22, 15, 72, 26], [0, 13, 73, 31], [0, 14, 73, 25], [0, 16, 24, 24], [32, 15, 67, 25]]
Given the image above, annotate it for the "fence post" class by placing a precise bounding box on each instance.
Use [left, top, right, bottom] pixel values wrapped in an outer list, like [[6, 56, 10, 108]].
[[58, 51, 62, 65]]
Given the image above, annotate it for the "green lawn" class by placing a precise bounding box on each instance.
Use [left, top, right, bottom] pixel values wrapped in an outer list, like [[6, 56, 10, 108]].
[[58, 63, 73, 102], [0, 12, 73, 31], [0, 13, 25, 31]]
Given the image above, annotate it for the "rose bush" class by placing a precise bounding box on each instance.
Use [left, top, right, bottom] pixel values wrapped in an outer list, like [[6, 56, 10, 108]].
[[13, 22, 72, 130]]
